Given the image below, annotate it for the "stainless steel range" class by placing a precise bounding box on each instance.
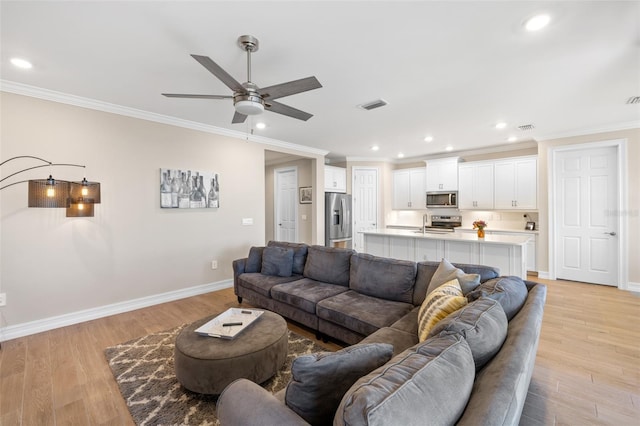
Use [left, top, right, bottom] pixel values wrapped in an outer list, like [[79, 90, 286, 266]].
[[422, 215, 462, 233]]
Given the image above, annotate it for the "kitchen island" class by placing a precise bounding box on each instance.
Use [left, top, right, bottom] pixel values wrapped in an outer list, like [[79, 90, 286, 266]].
[[361, 229, 532, 279]]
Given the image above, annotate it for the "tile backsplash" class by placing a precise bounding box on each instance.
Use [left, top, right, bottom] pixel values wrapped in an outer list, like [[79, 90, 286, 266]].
[[387, 209, 539, 232]]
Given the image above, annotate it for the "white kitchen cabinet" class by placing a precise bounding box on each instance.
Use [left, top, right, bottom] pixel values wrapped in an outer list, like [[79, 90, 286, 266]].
[[389, 236, 415, 261], [458, 161, 494, 210], [392, 167, 426, 210], [324, 165, 347, 193], [425, 157, 459, 191], [494, 157, 537, 209], [415, 238, 442, 262], [526, 234, 537, 272]]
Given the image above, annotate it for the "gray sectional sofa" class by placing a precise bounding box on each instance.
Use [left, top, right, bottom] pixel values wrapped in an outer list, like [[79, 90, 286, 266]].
[[223, 241, 547, 425]]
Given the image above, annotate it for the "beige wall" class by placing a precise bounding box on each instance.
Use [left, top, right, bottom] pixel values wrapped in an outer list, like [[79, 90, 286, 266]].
[[265, 158, 314, 244], [1, 92, 270, 327], [537, 128, 640, 284]]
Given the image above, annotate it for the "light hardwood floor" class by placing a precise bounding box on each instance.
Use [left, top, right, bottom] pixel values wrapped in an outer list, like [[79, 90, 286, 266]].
[[0, 276, 638, 425]]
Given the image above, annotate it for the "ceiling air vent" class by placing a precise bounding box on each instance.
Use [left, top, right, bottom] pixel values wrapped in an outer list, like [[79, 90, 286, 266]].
[[358, 99, 388, 111], [517, 124, 535, 131], [626, 96, 640, 104]]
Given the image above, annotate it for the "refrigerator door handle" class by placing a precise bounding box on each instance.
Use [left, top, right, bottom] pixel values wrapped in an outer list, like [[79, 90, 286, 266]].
[[340, 198, 346, 234]]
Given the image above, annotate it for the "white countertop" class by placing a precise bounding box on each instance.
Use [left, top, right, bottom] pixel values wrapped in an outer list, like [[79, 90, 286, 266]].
[[455, 228, 539, 235], [361, 228, 531, 246]]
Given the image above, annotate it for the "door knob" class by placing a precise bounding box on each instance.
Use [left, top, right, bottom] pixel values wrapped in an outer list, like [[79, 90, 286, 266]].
[[278, 223, 282, 226], [603, 231, 617, 236]]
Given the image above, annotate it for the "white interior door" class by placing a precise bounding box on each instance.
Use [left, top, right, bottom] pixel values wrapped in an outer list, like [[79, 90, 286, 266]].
[[555, 146, 618, 285], [353, 167, 378, 251], [275, 167, 298, 242]]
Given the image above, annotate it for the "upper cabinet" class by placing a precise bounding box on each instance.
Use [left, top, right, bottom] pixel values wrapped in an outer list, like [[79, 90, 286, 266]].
[[493, 156, 537, 210], [324, 165, 347, 193], [392, 167, 426, 209], [458, 161, 494, 210], [425, 157, 459, 191]]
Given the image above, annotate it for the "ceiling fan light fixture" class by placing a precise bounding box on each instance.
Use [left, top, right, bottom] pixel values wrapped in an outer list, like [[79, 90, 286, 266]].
[[235, 100, 264, 115]]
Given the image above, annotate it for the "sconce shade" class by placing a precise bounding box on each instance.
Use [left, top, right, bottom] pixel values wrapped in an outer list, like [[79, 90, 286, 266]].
[[28, 177, 70, 208], [70, 179, 101, 204], [66, 200, 95, 217]]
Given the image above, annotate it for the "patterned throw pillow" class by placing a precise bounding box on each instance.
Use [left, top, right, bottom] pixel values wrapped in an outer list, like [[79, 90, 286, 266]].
[[418, 279, 468, 342]]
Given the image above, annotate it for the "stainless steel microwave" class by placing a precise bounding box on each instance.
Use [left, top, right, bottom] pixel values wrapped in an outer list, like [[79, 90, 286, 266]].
[[426, 191, 458, 208]]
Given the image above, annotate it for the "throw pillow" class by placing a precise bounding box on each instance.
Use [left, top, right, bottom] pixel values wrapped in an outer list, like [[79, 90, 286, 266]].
[[428, 297, 508, 371], [267, 241, 308, 275], [245, 246, 264, 273], [261, 246, 294, 277], [284, 343, 393, 426], [466, 275, 528, 320], [418, 279, 468, 342], [426, 258, 481, 296]]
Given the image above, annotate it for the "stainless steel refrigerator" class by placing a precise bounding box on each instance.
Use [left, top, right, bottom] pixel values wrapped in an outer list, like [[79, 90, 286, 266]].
[[325, 192, 352, 248]]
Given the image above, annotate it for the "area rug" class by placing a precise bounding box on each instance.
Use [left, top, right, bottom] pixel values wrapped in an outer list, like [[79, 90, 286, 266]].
[[105, 325, 327, 426]]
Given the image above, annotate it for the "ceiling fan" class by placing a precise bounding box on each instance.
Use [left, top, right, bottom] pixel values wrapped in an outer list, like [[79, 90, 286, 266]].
[[162, 35, 322, 124]]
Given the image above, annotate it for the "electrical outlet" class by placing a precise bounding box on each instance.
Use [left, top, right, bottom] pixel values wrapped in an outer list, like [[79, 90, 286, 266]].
[[0, 293, 6, 307], [211, 260, 218, 270]]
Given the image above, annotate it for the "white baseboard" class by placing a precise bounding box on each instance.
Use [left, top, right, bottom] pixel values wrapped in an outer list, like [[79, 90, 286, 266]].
[[626, 281, 640, 293], [0, 279, 233, 342], [537, 271, 550, 279]]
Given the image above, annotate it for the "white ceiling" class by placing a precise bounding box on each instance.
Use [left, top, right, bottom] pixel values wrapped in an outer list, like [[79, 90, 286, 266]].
[[1, 1, 639, 161]]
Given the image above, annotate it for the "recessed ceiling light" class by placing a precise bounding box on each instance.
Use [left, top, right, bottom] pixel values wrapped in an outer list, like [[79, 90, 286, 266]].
[[445, 146, 453, 152], [371, 145, 380, 151], [525, 14, 550, 32], [10, 57, 32, 69], [508, 136, 517, 142], [397, 152, 405, 158], [495, 122, 507, 130], [255, 122, 266, 129], [424, 136, 434, 143]]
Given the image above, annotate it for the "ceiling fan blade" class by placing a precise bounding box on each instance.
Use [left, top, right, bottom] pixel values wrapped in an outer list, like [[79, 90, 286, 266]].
[[162, 93, 233, 99], [232, 111, 248, 124], [266, 100, 313, 121], [191, 54, 244, 92], [259, 76, 322, 101]]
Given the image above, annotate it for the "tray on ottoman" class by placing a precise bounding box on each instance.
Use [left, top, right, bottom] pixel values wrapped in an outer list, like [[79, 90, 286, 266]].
[[194, 308, 263, 339]]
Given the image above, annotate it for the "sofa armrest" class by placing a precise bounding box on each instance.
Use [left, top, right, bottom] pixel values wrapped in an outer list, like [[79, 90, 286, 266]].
[[217, 379, 310, 426], [232, 258, 247, 295]]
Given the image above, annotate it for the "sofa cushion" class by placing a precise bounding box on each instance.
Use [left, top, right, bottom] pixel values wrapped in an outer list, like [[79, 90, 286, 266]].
[[335, 334, 475, 426], [359, 327, 419, 357], [426, 258, 481, 296], [245, 246, 264, 273], [418, 279, 468, 342], [261, 246, 294, 277], [268, 241, 308, 275], [317, 290, 414, 336], [349, 253, 417, 303], [428, 297, 508, 371], [390, 306, 420, 335], [237, 273, 301, 297], [285, 343, 393, 426], [303, 245, 354, 286], [466, 276, 528, 320], [271, 278, 349, 314]]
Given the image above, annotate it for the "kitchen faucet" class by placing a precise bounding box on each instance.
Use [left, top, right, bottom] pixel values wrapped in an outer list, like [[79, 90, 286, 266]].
[[423, 214, 428, 235]]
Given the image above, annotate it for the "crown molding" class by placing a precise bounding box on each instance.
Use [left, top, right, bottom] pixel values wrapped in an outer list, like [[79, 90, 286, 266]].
[[0, 80, 329, 157], [536, 120, 640, 142]]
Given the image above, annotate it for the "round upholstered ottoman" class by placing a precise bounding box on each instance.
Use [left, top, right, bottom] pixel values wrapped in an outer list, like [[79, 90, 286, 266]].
[[174, 310, 288, 395]]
